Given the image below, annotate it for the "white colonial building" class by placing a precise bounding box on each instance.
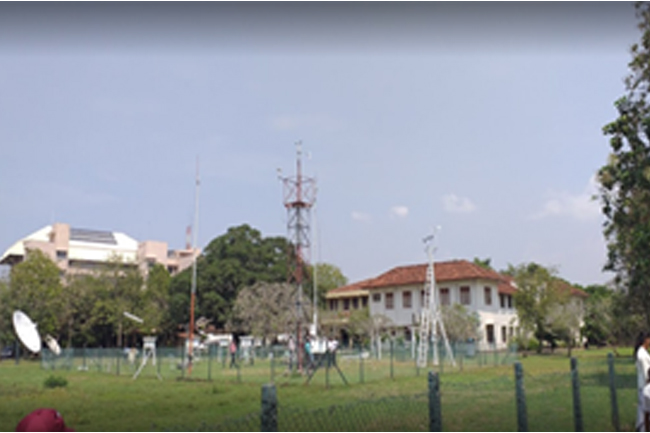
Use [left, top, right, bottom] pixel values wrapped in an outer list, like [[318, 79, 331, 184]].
[[326, 260, 589, 352]]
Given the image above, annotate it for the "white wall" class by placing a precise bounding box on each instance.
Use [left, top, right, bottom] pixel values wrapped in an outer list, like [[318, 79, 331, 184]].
[[368, 278, 519, 350]]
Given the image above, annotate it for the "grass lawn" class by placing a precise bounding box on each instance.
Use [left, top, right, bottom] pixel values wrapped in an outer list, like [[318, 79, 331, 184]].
[[0, 347, 638, 431]]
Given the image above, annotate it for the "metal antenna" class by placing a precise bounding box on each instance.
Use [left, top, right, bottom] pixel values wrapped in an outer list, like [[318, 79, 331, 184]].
[[188, 156, 200, 376], [417, 227, 455, 368], [278, 141, 317, 373]]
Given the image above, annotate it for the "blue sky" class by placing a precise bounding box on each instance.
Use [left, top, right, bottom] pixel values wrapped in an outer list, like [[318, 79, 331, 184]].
[[0, 3, 639, 285]]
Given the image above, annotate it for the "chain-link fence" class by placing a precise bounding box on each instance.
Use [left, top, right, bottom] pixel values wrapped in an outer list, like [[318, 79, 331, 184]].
[[39, 340, 518, 386], [150, 353, 636, 431]]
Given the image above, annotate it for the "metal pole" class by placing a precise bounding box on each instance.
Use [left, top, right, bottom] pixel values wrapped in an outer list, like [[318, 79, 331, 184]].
[[261, 384, 278, 432], [608, 353, 620, 432], [428, 371, 442, 432], [571, 357, 583, 432], [514, 362, 528, 432], [188, 157, 200, 376]]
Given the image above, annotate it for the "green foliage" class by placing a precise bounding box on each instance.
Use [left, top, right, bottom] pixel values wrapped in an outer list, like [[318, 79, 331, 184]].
[[511, 263, 571, 353], [441, 304, 480, 342], [169, 224, 292, 329], [307, 262, 348, 309], [599, 2, 650, 327], [5, 250, 63, 338], [472, 257, 493, 270], [231, 282, 311, 341], [43, 375, 68, 389]]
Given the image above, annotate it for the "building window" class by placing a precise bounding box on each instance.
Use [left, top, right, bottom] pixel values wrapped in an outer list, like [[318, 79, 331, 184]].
[[329, 299, 338, 311], [343, 299, 350, 311], [439, 288, 450, 306], [352, 297, 359, 310], [460, 286, 471, 305], [507, 295, 513, 309], [403, 291, 412, 308], [385, 292, 394, 310], [499, 294, 505, 308], [486, 324, 495, 344], [484, 287, 492, 306], [501, 326, 507, 343], [372, 293, 381, 303], [56, 250, 67, 260], [362, 297, 368, 308], [420, 290, 425, 307]]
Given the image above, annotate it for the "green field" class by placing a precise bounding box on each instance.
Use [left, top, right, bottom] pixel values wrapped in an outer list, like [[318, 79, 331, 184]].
[[0, 347, 638, 431]]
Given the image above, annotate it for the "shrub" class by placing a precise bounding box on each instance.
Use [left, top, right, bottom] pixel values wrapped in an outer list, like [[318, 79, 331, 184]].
[[44, 375, 68, 389]]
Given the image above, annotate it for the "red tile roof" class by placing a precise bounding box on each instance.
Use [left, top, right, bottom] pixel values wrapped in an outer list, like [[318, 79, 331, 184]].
[[330, 260, 518, 295]]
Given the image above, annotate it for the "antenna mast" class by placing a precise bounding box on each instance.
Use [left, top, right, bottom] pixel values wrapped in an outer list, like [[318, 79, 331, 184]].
[[188, 157, 200, 376], [278, 141, 317, 373], [417, 229, 455, 368]]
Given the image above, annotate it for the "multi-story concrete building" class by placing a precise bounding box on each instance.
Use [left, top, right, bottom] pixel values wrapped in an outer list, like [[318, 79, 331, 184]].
[[0, 222, 199, 277], [326, 259, 588, 351]]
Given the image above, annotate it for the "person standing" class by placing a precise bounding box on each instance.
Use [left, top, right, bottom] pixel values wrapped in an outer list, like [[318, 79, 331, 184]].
[[636, 332, 650, 431], [229, 339, 237, 369]]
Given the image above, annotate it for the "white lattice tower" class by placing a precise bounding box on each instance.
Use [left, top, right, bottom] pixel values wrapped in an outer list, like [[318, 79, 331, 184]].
[[417, 233, 455, 368]]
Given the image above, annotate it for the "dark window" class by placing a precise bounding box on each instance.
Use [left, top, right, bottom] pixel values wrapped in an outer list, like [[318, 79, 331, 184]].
[[507, 295, 513, 308], [440, 288, 450, 306], [421, 290, 425, 306], [499, 294, 505, 308], [403, 291, 412, 308], [501, 326, 507, 343], [460, 287, 471, 305], [484, 287, 492, 306], [352, 298, 359, 309], [372, 293, 381, 303], [329, 299, 338, 311], [361, 297, 368, 308], [56, 250, 67, 260], [486, 324, 495, 344], [385, 292, 394, 310], [343, 299, 350, 311]]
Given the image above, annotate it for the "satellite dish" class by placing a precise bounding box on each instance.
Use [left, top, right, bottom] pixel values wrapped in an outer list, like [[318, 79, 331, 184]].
[[12, 310, 41, 354], [44, 334, 61, 356]]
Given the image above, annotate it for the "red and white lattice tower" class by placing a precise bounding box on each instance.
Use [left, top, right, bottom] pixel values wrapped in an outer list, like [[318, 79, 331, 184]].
[[278, 141, 317, 373]]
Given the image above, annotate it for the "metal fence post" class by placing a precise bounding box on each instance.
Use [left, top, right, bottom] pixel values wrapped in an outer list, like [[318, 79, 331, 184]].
[[326, 351, 330, 389], [261, 383, 278, 432], [428, 371, 442, 432], [571, 357, 583, 432], [514, 362, 528, 432], [270, 350, 275, 383], [15, 340, 19, 365], [116, 348, 121, 376], [208, 345, 213, 381], [390, 339, 394, 380], [181, 345, 186, 379], [608, 353, 620, 432], [359, 345, 365, 384]]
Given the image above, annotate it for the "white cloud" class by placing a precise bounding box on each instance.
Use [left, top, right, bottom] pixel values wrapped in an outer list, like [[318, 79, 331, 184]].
[[351, 211, 371, 222], [442, 194, 477, 214], [531, 175, 600, 221], [390, 205, 409, 219]]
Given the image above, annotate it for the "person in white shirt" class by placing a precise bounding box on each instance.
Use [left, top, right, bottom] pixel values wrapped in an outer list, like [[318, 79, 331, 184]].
[[642, 367, 650, 432], [636, 332, 650, 431]]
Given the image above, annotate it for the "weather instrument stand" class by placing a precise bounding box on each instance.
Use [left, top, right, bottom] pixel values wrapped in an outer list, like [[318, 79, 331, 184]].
[[305, 350, 348, 387], [133, 336, 162, 381], [417, 231, 455, 368]]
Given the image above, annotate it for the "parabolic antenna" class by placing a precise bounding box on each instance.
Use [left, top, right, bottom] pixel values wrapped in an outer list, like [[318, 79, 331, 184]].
[[12, 310, 41, 354], [44, 334, 61, 356]]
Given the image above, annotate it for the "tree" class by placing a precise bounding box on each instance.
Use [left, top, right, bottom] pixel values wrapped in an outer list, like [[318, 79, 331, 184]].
[[169, 224, 292, 329], [307, 262, 348, 309], [141, 264, 171, 339], [511, 263, 570, 353], [581, 284, 614, 347], [5, 250, 63, 339], [441, 304, 480, 343], [230, 282, 312, 343], [472, 257, 493, 270], [599, 2, 650, 328]]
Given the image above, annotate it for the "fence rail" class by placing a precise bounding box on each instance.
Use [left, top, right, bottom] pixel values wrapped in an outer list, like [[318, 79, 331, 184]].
[[156, 352, 636, 431]]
